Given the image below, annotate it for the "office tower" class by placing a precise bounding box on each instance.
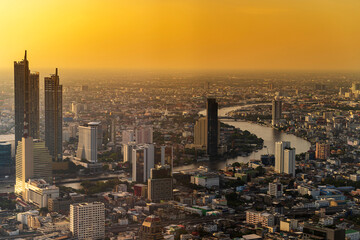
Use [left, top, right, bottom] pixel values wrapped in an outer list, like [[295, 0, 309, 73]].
[[70, 202, 105, 240], [154, 145, 173, 174], [123, 142, 136, 162], [138, 215, 164, 240], [136, 126, 153, 144], [272, 96, 282, 126], [14, 51, 40, 150], [110, 118, 116, 144], [77, 122, 99, 163], [268, 181, 283, 198], [132, 144, 154, 183], [194, 117, 207, 147], [148, 166, 173, 202], [15, 137, 53, 197], [284, 148, 296, 176], [122, 130, 135, 144], [275, 141, 296, 176], [315, 143, 330, 160], [45, 68, 63, 162], [206, 98, 218, 156], [0, 142, 12, 175]]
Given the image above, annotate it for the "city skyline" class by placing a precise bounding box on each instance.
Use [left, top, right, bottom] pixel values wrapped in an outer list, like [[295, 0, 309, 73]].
[[0, 1, 360, 72]]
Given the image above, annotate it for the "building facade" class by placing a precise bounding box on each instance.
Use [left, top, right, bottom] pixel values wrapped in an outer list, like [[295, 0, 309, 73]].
[[148, 166, 173, 202], [77, 122, 99, 163], [45, 68, 63, 162], [206, 98, 218, 156], [132, 144, 154, 183], [70, 202, 105, 240], [275, 141, 295, 176], [14, 51, 39, 150], [272, 96, 282, 126]]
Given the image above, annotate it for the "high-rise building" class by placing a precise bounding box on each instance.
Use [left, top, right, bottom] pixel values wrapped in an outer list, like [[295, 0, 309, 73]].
[[45, 68, 63, 162], [70, 202, 105, 240], [272, 96, 282, 126], [275, 141, 295, 176], [136, 126, 153, 144], [76, 122, 99, 163], [148, 166, 173, 202], [194, 117, 207, 148], [132, 144, 154, 183], [138, 215, 164, 240], [123, 142, 136, 163], [122, 130, 135, 144], [268, 181, 283, 198], [15, 137, 53, 197], [206, 98, 218, 156], [0, 142, 12, 175], [315, 143, 330, 160], [284, 148, 296, 176], [154, 145, 173, 174], [14, 51, 39, 150]]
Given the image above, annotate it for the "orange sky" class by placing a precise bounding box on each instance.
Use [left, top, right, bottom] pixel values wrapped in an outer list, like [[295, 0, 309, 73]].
[[0, 0, 360, 71]]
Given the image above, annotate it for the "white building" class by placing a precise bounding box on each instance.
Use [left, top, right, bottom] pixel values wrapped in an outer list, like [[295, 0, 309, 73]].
[[15, 137, 53, 197], [76, 122, 99, 163], [24, 179, 59, 208], [70, 202, 105, 240], [275, 141, 295, 176], [132, 144, 154, 182], [123, 142, 136, 163], [191, 173, 219, 188], [135, 126, 153, 144], [268, 182, 283, 198]]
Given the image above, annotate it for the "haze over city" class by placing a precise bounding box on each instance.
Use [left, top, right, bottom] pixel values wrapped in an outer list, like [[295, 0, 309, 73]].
[[2, 1, 360, 240]]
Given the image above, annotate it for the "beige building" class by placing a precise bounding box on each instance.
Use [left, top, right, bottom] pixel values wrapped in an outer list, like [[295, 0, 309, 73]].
[[70, 202, 105, 240], [24, 179, 59, 208], [193, 117, 220, 149], [246, 210, 274, 227], [15, 137, 53, 197]]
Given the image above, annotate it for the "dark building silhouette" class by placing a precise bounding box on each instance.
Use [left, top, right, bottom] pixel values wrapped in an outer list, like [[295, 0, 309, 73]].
[[303, 225, 345, 240], [206, 98, 218, 156], [45, 68, 63, 161], [14, 50, 39, 150]]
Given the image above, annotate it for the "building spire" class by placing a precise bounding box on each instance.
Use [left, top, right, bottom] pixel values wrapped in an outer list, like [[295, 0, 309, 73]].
[[24, 50, 27, 60], [55, 68, 58, 76]]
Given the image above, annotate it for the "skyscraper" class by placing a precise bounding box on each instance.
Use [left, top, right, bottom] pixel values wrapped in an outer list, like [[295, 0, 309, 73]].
[[275, 141, 295, 176], [148, 166, 173, 202], [15, 137, 53, 197], [132, 144, 154, 183], [45, 68, 63, 162], [138, 215, 164, 240], [272, 96, 282, 126], [206, 98, 218, 156], [0, 142, 12, 175], [14, 51, 39, 150], [76, 122, 99, 163], [194, 117, 207, 148], [70, 202, 105, 240]]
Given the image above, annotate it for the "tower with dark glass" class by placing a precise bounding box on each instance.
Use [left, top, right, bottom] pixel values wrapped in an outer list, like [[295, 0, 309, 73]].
[[45, 68, 63, 161], [206, 98, 218, 156]]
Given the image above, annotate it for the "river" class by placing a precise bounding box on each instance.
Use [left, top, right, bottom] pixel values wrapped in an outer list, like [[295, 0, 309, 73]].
[[173, 104, 311, 171]]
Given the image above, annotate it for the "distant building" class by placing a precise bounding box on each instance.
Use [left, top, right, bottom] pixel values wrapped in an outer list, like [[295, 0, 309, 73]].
[[154, 145, 173, 174], [191, 173, 219, 188], [14, 51, 39, 151], [132, 144, 154, 182], [275, 141, 295, 176], [206, 98, 218, 156], [138, 215, 164, 240], [148, 166, 173, 202], [24, 179, 59, 208], [122, 130, 135, 144], [133, 184, 147, 198], [268, 181, 283, 198], [246, 210, 274, 227], [77, 122, 100, 163], [316, 143, 330, 160], [272, 96, 282, 126], [303, 225, 345, 240], [0, 142, 12, 175], [123, 142, 136, 163], [70, 202, 105, 240], [44, 68, 63, 162], [194, 117, 207, 148], [15, 137, 53, 197], [136, 126, 153, 144]]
